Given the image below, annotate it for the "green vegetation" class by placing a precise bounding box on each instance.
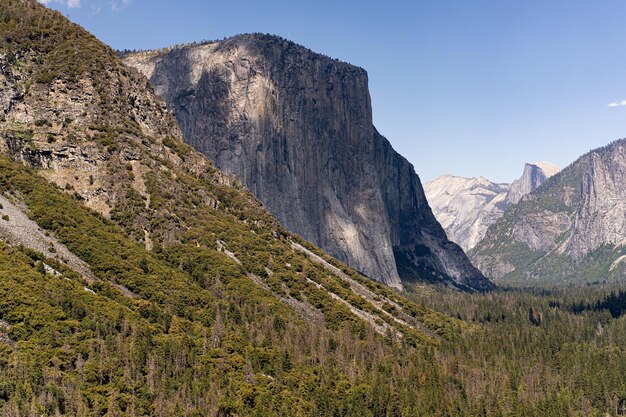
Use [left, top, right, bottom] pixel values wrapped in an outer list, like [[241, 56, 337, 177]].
[[409, 284, 626, 416], [4, 1, 626, 416], [0, 143, 460, 415], [0, 0, 118, 87], [471, 140, 626, 285], [4, 188, 626, 416]]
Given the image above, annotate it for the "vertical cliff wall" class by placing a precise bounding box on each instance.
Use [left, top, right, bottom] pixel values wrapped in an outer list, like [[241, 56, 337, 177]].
[[506, 162, 561, 205], [124, 34, 493, 291], [471, 140, 626, 283]]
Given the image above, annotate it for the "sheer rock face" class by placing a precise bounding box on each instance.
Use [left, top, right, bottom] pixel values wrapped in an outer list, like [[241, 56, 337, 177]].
[[470, 140, 626, 284], [565, 145, 626, 260], [424, 163, 560, 253], [506, 162, 561, 205], [124, 35, 493, 291]]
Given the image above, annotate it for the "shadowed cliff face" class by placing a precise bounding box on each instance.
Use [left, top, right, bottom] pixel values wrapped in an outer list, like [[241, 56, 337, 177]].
[[372, 132, 491, 290], [124, 34, 493, 291]]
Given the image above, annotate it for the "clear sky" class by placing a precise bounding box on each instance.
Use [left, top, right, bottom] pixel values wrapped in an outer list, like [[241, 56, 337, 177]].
[[40, 0, 626, 183]]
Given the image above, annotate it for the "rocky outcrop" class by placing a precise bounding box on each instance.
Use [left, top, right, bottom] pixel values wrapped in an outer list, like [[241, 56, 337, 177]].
[[123, 35, 493, 291], [565, 144, 626, 260], [506, 162, 561, 204], [0, 0, 223, 252], [470, 140, 626, 284], [424, 162, 559, 252]]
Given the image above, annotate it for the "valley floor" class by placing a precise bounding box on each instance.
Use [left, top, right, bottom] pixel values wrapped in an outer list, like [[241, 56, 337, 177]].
[[406, 283, 626, 416]]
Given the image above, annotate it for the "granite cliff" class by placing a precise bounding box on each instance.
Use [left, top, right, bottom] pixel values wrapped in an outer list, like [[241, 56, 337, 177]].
[[0, 2, 472, 413], [471, 141, 626, 283], [123, 35, 493, 291], [506, 161, 561, 204], [424, 176, 510, 252], [424, 162, 560, 252]]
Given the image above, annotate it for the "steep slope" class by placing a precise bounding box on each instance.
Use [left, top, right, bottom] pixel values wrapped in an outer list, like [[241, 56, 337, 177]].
[[123, 36, 492, 291], [0, 1, 471, 414], [471, 140, 626, 284], [425, 162, 560, 252]]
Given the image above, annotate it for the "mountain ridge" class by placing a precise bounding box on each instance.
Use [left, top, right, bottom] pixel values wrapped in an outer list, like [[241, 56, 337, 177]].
[[424, 162, 560, 252], [471, 139, 626, 283], [0, 1, 473, 413], [506, 161, 561, 204], [123, 34, 493, 292]]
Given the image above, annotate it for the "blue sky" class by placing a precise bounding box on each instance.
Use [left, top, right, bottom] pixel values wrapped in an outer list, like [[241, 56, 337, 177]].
[[41, 0, 626, 183]]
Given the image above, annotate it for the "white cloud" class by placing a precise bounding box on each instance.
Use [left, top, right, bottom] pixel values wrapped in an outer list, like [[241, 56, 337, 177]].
[[38, 0, 81, 8], [110, 0, 131, 12], [90, 4, 103, 16], [39, 0, 133, 12], [607, 100, 626, 107]]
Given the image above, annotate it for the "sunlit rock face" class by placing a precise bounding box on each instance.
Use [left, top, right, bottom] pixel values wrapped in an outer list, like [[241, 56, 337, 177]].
[[424, 175, 511, 252], [506, 162, 561, 205], [471, 141, 626, 284], [425, 162, 560, 252], [124, 34, 493, 291]]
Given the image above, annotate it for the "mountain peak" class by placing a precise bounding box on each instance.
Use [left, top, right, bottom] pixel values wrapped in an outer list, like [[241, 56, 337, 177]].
[[215, 33, 367, 74], [528, 161, 561, 177], [425, 161, 560, 252], [424, 174, 511, 252], [507, 161, 561, 204], [124, 34, 491, 291], [472, 140, 626, 283]]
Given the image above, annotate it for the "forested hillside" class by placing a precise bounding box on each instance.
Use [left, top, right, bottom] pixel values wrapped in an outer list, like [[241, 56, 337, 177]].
[[0, 1, 465, 415], [1, 1, 625, 416]]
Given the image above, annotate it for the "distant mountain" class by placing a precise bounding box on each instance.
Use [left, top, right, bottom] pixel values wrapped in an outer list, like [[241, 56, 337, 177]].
[[424, 162, 560, 252], [123, 35, 493, 291], [471, 140, 626, 284], [424, 176, 510, 252], [507, 161, 561, 204]]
